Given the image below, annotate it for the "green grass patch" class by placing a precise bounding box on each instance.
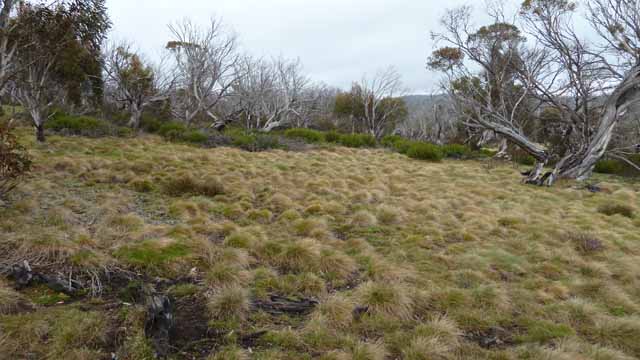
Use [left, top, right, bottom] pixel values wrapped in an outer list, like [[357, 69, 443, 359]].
[[114, 240, 191, 273]]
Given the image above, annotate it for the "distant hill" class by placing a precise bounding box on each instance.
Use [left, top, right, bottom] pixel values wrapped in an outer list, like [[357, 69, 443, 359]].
[[402, 94, 451, 111]]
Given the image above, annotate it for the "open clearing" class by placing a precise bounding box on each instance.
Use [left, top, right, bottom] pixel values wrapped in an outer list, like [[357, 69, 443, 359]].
[[1, 130, 640, 359]]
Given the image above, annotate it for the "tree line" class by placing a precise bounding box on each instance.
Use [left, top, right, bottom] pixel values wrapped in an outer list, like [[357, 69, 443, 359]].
[[0, 0, 411, 144], [1, 0, 639, 187]]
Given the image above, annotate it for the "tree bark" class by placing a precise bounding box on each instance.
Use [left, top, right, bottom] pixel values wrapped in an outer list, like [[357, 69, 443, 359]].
[[524, 64, 640, 186], [31, 105, 45, 142], [128, 104, 143, 129], [494, 138, 511, 160], [558, 65, 640, 181], [36, 123, 45, 142]]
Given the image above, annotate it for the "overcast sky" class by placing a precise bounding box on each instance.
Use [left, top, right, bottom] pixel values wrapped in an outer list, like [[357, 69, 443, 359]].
[[108, 0, 491, 94]]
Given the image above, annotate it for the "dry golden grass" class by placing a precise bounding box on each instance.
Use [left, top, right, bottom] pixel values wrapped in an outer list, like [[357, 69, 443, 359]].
[[1, 129, 640, 358]]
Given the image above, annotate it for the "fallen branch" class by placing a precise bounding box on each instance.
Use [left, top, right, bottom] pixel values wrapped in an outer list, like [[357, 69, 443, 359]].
[[251, 295, 318, 315]]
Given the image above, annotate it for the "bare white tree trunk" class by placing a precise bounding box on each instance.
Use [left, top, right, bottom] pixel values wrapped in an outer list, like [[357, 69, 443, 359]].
[[494, 138, 511, 160], [129, 103, 143, 129]]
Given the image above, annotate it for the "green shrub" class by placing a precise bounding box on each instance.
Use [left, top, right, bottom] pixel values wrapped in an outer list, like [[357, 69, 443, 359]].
[[380, 135, 405, 148], [513, 152, 536, 166], [442, 144, 470, 159], [337, 133, 377, 148], [594, 159, 625, 175], [478, 148, 497, 158], [157, 122, 187, 140], [156, 122, 209, 144], [0, 120, 32, 199], [379, 135, 415, 154], [225, 129, 283, 152], [284, 128, 325, 143], [226, 129, 253, 146], [406, 142, 443, 162], [46, 114, 113, 137], [325, 130, 341, 143], [182, 130, 208, 144], [253, 134, 284, 151], [116, 127, 134, 138], [140, 115, 164, 133], [393, 139, 413, 154]]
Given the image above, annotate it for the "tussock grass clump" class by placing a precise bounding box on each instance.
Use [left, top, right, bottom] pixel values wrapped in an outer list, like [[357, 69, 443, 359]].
[[206, 286, 250, 324], [403, 336, 454, 360], [591, 316, 640, 357], [516, 318, 575, 343], [528, 338, 636, 360], [205, 262, 250, 288], [268, 193, 295, 212], [223, 230, 255, 249], [292, 217, 328, 237], [356, 281, 414, 321], [351, 341, 388, 360], [319, 249, 357, 285], [567, 232, 605, 254], [278, 208, 301, 221], [163, 173, 224, 197], [314, 294, 355, 330], [129, 177, 155, 192], [0, 307, 107, 359], [376, 205, 405, 224], [252, 267, 326, 298], [351, 210, 378, 227], [302, 318, 350, 352], [415, 316, 462, 341], [0, 280, 31, 315], [597, 203, 635, 218], [278, 239, 321, 273], [362, 255, 414, 283], [106, 213, 144, 233], [247, 208, 273, 223], [207, 346, 249, 360]]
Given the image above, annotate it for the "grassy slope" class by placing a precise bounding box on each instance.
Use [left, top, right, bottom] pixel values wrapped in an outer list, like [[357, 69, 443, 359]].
[[1, 129, 640, 359]]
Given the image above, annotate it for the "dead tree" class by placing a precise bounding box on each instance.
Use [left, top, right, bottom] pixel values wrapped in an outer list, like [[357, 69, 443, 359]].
[[103, 41, 174, 129], [231, 56, 314, 131], [167, 17, 240, 126], [429, 0, 640, 185], [352, 67, 406, 139], [398, 94, 458, 144], [0, 1, 17, 99], [11, 4, 67, 142]]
